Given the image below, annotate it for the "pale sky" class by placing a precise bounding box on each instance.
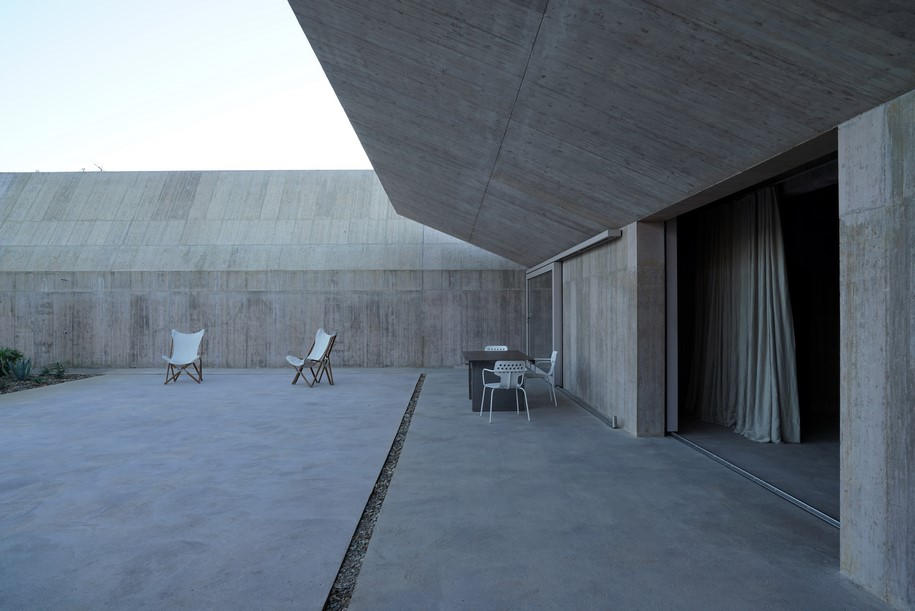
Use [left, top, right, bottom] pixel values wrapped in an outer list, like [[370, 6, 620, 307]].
[[0, 0, 372, 172]]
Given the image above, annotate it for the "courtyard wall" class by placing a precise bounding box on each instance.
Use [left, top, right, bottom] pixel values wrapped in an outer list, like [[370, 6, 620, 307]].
[[0, 170, 523, 368]]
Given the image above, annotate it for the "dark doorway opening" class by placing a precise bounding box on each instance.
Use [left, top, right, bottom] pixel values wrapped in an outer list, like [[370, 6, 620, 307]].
[[676, 161, 840, 522], [779, 183, 840, 441]]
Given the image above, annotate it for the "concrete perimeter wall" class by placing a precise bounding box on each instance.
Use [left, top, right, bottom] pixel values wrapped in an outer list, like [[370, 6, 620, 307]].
[[0, 171, 523, 368], [562, 222, 665, 436], [839, 90, 914, 609]]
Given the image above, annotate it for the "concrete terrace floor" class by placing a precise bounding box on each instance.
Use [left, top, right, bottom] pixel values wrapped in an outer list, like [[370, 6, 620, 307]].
[[350, 369, 885, 611], [1, 368, 887, 610], [0, 368, 420, 609]]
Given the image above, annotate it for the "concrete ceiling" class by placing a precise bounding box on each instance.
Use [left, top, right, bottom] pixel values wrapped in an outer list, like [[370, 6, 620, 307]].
[[290, 0, 915, 266]]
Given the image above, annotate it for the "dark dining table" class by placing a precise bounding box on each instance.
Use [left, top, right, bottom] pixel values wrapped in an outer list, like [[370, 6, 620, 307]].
[[463, 349, 533, 412]]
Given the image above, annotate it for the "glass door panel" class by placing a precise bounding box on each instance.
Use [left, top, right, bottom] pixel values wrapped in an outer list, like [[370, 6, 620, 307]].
[[527, 271, 553, 359]]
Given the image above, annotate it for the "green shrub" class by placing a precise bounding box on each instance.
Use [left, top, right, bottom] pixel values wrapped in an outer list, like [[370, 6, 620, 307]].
[[39, 362, 66, 379], [10, 358, 32, 381], [0, 348, 23, 376]]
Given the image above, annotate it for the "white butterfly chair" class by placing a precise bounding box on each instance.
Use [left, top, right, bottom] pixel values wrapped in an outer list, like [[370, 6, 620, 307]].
[[484, 345, 508, 351], [163, 329, 205, 384], [481, 360, 530, 423], [286, 328, 337, 387], [526, 350, 558, 406]]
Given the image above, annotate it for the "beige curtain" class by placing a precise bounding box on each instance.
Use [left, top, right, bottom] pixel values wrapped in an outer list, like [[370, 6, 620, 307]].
[[684, 187, 800, 443]]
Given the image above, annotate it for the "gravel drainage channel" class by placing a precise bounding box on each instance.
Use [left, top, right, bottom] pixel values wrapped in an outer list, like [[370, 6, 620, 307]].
[[323, 373, 425, 611]]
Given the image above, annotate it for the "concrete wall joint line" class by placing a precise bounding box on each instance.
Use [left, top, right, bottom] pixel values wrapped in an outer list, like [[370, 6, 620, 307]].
[[467, 0, 550, 243]]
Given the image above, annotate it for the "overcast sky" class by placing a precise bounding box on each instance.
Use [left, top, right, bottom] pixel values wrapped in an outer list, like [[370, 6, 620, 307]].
[[0, 0, 372, 172]]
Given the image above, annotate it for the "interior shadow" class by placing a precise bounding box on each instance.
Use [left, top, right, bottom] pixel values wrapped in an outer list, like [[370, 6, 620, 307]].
[[676, 168, 839, 521]]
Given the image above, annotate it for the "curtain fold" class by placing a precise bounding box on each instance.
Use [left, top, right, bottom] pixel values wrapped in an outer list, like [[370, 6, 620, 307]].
[[684, 187, 800, 443]]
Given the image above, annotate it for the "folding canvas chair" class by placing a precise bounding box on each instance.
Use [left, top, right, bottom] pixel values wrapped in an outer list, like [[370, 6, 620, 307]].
[[286, 328, 337, 387], [163, 329, 205, 384]]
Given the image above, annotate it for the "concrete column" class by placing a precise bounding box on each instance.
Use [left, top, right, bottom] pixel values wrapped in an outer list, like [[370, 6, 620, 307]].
[[838, 89, 914, 609], [633, 221, 666, 436]]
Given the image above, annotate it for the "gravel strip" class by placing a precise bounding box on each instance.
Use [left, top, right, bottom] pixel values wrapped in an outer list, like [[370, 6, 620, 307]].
[[323, 373, 425, 611]]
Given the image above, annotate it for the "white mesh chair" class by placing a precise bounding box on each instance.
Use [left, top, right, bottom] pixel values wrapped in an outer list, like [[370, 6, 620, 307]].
[[480, 345, 508, 404], [526, 350, 558, 406], [162, 329, 205, 384], [481, 360, 530, 423], [286, 328, 337, 387]]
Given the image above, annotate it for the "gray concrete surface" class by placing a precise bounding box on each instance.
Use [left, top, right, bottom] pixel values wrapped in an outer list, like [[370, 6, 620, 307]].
[[292, 1, 915, 264], [0, 170, 516, 273], [839, 88, 915, 609], [0, 269, 523, 368], [561, 223, 665, 436], [350, 369, 885, 610], [0, 368, 420, 609], [0, 170, 525, 368], [677, 420, 839, 521]]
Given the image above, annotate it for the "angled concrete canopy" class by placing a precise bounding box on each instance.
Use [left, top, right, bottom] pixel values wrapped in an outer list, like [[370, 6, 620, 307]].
[[290, 0, 915, 265]]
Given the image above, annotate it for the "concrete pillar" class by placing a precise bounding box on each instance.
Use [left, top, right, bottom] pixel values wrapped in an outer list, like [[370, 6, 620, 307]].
[[838, 89, 914, 609], [633, 221, 666, 436]]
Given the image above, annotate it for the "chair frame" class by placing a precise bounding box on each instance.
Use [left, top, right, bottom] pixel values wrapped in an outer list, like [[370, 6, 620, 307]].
[[481, 360, 530, 423], [526, 350, 558, 406], [165, 359, 203, 384], [289, 331, 337, 387], [163, 330, 204, 384]]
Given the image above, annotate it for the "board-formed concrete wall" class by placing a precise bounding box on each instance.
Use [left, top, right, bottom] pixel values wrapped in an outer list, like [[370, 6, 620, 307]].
[[838, 89, 914, 609], [562, 222, 664, 436], [0, 171, 523, 368]]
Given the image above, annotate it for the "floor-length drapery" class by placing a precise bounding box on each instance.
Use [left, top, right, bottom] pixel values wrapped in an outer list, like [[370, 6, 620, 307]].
[[683, 187, 800, 443]]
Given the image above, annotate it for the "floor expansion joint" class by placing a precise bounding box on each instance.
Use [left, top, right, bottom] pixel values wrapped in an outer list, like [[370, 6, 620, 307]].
[[323, 373, 426, 611]]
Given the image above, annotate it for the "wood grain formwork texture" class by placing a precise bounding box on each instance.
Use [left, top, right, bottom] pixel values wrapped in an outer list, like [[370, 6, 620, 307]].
[[0, 270, 523, 368], [0, 170, 524, 368], [838, 89, 915, 609], [292, 0, 915, 265], [561, 222, 665, 436], [0, 170, 517, 273]]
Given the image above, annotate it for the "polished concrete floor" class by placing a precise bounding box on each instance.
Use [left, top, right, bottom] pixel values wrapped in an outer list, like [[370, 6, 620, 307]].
[[351, 370, 883, 610], [676, 418, 840, 520], [1, 368, 885, 610], [0, 368, 419, 609]]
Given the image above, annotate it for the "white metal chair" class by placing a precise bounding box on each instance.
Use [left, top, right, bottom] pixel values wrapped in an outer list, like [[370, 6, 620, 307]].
[[162, 329, 205, 384], [526, 350, 558, 406], [484, 345, 508, 351], [481, 360, 530, 423], [286, 328, 337, 387]]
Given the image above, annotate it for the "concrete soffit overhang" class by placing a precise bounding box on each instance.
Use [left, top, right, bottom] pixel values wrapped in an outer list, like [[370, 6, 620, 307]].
[[289, 0, 915, 266]]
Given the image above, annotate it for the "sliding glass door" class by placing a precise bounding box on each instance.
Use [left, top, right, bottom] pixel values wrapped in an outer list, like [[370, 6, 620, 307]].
[[525, 262, 562, 385], [527, 270, 553, 360]]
